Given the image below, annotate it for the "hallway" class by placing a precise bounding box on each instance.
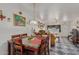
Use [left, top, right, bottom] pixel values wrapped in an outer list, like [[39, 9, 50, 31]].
[[50, 37, 79, 55]]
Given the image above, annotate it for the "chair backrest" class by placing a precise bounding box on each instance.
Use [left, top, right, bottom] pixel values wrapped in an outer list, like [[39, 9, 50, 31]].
[[11, 34, 23, 55], [11, 34, 22, 45], [38, 38, 46, 54], [12, 34, 20, 38], [20, 33, 27, 38]]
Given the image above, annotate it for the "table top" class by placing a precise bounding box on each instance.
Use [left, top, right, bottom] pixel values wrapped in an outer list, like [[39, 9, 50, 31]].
[[22, 35, 48, 49], [22, 37, 42, 49]]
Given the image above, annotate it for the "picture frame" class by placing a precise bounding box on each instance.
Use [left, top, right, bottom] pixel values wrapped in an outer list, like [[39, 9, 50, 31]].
[[47, 25, 61, 32], [0, 10, 6, 21], [13, 14, 26, 26]]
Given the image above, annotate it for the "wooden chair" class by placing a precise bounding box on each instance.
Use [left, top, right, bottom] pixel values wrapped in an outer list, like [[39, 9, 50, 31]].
[[44, 36, 50, 55], [12, 35, 23, 55], [37, 34, 49, 55], [38, 39, 46, 55]]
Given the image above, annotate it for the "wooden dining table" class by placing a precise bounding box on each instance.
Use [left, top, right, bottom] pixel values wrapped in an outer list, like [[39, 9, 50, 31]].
[[22, 35, 48, 55]]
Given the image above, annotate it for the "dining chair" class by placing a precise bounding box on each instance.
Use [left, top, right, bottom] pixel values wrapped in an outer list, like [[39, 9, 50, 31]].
[[12, 35, 23, 55], [45, 35, 50, 55], [38, 39, 46, 55]]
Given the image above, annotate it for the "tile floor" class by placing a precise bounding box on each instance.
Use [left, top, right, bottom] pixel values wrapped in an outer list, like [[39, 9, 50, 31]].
[[50, 37, 79, 55]]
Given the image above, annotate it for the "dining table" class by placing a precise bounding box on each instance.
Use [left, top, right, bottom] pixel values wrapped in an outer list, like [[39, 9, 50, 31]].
[[22, 35, 48, 55]]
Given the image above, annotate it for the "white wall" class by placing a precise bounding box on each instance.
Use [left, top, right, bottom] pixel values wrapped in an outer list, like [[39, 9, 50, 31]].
[[0, 4, 33, 55], [60, 21, 72, 37]]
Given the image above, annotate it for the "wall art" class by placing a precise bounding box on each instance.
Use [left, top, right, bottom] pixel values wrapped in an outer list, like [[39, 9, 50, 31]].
[[13, 14, 26, 26], [0, 10, 6, 21]]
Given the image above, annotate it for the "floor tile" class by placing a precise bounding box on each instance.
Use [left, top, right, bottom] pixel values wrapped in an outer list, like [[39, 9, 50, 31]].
[[50, 37, 79, 55]]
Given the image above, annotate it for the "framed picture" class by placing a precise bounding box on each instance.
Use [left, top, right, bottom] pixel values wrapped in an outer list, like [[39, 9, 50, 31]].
[[47, 25, 61, 32], [13, 14, 26, 26], [0, 10, 6, 21]]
